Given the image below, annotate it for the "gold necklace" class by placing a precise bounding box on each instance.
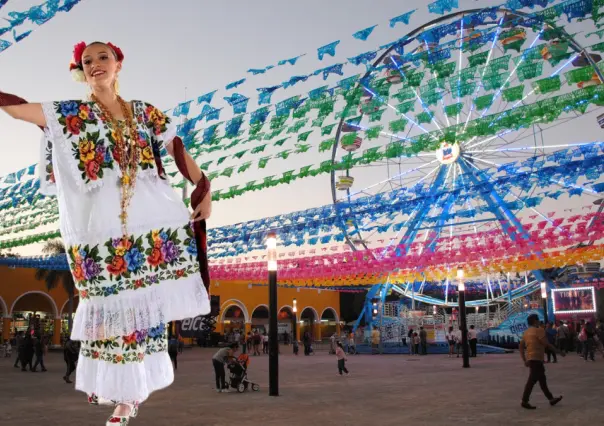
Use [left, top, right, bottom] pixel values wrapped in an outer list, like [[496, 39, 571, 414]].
[[91, 94, 140, 238]]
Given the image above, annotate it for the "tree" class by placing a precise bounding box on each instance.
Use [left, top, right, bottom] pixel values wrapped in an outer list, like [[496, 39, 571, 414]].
[[35, 240, 75, 334]]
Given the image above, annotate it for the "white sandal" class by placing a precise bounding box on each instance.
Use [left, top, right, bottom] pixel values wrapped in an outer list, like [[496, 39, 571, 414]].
[[105, 403, 138, 425]]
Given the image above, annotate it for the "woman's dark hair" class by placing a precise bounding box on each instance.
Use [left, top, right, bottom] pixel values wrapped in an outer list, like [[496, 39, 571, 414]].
[[337, 341, 344, 349], [229, 343, 239, 350], [449, 326, 453, 332]]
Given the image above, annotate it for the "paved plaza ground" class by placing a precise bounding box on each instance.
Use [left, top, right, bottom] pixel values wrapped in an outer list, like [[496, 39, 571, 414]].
[[1, 346, 602, 426]]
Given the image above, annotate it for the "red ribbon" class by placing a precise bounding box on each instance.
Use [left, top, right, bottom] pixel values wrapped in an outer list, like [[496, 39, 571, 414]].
[[169, 136, 211, 291]]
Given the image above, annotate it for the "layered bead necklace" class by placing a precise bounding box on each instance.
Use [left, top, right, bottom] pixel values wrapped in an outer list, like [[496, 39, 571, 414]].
[[91, 94, 140, 238]]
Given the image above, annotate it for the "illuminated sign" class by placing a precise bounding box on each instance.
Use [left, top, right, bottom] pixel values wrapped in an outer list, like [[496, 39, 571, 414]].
[[551, 286, 597, 315]]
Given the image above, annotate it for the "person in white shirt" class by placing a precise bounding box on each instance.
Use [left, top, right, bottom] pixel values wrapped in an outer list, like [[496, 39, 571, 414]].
[[262, 332, 269, 354], [468, 325, 478, 357], [446, 327, 456, 358]]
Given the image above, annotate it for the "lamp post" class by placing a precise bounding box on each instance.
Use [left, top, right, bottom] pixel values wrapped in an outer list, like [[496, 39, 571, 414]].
[[267, 232, 279, 396], [457, 268, 470, 368], [540, 282, 549, 324], [292, 298, 298, 353]]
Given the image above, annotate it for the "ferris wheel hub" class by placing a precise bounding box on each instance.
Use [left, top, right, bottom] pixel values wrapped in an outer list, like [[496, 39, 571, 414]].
[[436, 141, 461, 165]]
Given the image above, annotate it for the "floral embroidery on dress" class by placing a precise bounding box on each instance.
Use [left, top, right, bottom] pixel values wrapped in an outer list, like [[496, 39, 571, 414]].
[[50, 100, 170, 187], [72, 130, 114, 182], [68, 224, 199, 299], [44, 139, 55, 184], [80, 323, 168, 365], [55, 101, 98, 137]]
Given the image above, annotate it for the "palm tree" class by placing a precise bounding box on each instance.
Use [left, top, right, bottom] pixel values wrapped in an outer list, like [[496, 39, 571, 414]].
[[35, 240, 76, 334]]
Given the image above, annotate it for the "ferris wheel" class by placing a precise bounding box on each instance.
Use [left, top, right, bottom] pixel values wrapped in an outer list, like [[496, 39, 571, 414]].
[[329, 5, 604, 310]]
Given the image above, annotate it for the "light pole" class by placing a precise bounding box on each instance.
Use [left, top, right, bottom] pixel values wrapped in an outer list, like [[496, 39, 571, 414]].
[[292, 298, 298, 353], [267, 232, 279, 396], [457, 268, 470, 368], [540, 281, 549, 324]]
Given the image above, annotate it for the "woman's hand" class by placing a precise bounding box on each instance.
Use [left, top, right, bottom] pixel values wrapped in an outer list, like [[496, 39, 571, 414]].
[[191, 191, 211, 222]]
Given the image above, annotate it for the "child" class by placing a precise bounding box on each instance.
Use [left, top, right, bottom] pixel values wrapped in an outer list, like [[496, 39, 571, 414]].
[[293, 339, 299, 355], [413, 332, 420, 355], [335, 341, 349, 376]]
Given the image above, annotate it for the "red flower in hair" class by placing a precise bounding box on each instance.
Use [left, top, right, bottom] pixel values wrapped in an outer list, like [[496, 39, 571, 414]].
[[72, 41, 87, 65], [106, 42, 124, 62]]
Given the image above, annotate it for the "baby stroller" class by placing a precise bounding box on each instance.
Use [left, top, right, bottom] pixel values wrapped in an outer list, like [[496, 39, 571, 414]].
[[227, 354, 260, 393]]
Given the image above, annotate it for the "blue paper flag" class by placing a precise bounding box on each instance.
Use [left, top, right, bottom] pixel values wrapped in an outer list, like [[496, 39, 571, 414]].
[[308, 85, 328, 100], [337, 75, 360, 90], [389, 10, 416, 27], [348, 50, 378, 66], [278, 55, 304, 66], [250, 107, 270, 125], [257, 86, 281, 105], [173, 100, 192, 117], [203, 124, 220, 143], [197, 90, 217, 105], [353, 25, 378, 41], [200, 104, 221, 121], [226, 78, 246, 90], [282, 74, 309, 88], [225, 115, 244, 138], [313, 63, 344, 80], [13, 28, 32, 42], [317, 40, 340, 60], [428, 0, 459, 15], [248, 68, 267, 75]]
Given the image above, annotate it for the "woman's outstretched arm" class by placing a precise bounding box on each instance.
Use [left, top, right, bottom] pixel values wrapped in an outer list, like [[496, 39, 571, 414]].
[[0, 91, 46, 127]]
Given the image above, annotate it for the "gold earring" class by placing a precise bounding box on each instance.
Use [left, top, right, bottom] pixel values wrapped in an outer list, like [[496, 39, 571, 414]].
[[114, 79, 120, 96]]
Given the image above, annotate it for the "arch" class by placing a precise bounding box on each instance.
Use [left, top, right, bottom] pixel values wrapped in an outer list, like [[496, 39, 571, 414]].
[[279, 305, 295, 316], [220, 299, 249, 323], [10, 291, 58, 318], [0, 296, 8, 317], [300, 306, 320, 323], [251, 304, 269, 318], [321, 307, 339, 322], [60, 295, 80, 316], [278, 305, 295, 321]]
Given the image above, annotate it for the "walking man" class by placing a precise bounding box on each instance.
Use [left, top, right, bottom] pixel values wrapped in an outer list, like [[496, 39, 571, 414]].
[[520, 314, 564, 409], [468, 325, 478, 357], [63, 338, 79, 384], [32, 336, 47, 372], [545, 323, 557, 363], [419, 327, 428, 355], [13, 331, 24, 369]]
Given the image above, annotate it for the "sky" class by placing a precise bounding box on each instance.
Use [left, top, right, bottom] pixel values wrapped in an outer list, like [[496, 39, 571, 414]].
[[1, 0, 603, 258]]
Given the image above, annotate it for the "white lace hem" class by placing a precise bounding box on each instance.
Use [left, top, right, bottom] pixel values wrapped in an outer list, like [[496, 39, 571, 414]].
[[75, 351, 174, 403], [71, 274, 210, 341]]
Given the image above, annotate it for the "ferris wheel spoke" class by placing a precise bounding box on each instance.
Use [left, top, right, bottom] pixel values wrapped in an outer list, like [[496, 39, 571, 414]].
[[465, 140, 603, 155], [478, 27, 545, 121], [388, 58, 447, 138], [337, 159, 441, 200], [463, 17, 506, 133]]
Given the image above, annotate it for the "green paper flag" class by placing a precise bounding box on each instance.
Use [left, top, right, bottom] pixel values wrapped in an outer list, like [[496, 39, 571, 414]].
[[321, 123, 337, 136], [389, 118, 408, 133], [319, 138, 336, 152], [298, 130, 313, 142]]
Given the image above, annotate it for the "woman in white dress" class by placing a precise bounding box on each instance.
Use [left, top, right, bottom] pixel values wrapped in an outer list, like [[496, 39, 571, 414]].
[[1, 41, 211, 425]]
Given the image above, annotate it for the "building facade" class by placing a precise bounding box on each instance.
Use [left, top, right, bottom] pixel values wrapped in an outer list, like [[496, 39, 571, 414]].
[[0, 266, 341, 345]]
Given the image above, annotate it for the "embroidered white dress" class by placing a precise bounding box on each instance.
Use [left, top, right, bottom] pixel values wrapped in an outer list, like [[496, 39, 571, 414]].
[[40, 99, 210, 403]]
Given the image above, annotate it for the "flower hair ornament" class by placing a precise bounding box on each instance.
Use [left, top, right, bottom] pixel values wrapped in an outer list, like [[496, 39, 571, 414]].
[[69, 41, 125, 82]]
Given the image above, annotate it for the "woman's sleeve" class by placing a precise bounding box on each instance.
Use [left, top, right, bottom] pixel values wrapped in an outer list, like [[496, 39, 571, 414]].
[[142, 102, 177, 153], [38, 102, 64, 196]]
